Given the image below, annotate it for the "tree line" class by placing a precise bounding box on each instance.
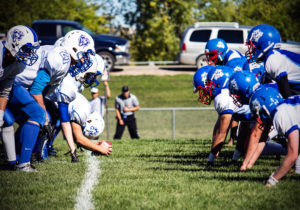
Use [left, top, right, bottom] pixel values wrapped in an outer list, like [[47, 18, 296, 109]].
[[1, 0, 299, 61]]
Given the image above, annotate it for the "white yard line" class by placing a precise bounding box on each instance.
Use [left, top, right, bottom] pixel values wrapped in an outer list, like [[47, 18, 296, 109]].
[[74, 152, 100, 210]]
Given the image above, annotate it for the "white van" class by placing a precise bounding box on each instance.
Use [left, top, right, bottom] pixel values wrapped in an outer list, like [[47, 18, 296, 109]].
[[178, 22, 300, 68]]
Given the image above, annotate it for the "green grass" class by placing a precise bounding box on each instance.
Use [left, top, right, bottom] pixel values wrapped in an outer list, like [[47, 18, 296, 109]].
[[82, 75, 210, 108], [1, 138, 299, 209], [0, 136, 87, 210], [96, 139, 300, 210]]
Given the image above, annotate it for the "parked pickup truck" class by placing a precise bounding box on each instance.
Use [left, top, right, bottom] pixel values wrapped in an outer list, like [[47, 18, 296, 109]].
[[32, 19, 130, 71], [178, 22, 300, 68]]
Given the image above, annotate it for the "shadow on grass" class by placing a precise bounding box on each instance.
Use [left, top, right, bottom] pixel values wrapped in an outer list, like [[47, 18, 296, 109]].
[[159, 66, 197, 72]]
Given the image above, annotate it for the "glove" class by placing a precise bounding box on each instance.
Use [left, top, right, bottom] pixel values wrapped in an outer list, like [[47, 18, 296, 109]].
[[0, 110, 4, 127]]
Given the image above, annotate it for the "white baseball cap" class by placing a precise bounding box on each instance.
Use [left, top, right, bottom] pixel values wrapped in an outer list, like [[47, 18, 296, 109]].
[[91, 87, 99, 93]]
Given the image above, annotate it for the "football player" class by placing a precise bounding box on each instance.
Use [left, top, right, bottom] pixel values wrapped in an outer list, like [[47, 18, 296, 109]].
[[0, 25, 40, 168], [193, 65, 253, 165], [228, 71, 287, 171], [249, 87, 300, 186], [246, 24, 300, 98], [42, 51, 104, 162], [67, 93, 112, 155], [3, 30, 95, 171], [205, 38, 247, 72]]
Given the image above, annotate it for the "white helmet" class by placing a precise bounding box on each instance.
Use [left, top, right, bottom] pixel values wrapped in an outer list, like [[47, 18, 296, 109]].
[[4, 25, 40, 66], [83, 111, 105, 139], [75, 54, 104, 87], [54, 37, 64, 47], [62, 30, 95, 77]]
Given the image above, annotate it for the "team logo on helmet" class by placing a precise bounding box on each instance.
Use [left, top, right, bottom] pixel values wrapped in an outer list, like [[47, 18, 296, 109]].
[[213, 69, 224, 80], [251, 98, 261, 116], [12, 29, 24, 43], [217, 41, 225, 49], [86, 125, 99, 136], [229, 79, 239, 91], [251, 29, 263, 42], [78, 35, 90, 48], [201, 72, 208, 83]]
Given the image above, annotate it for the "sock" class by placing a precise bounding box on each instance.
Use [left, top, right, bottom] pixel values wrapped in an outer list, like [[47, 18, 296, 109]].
[[33, 137, 42, 154], [18, 122, 40, 165], [261, 141, 287, 155], [295, 155, 300, 174], [2, 126, 17, 164], [208, 152, 216, 162], [232, 149, 241, 161]]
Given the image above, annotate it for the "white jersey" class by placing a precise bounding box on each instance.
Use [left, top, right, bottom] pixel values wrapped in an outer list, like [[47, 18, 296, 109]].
[[214, 89, 253, 120], [47, 73, 83, 104], [272, 95, 300, 137], [90, 96, 106, 117], [265, 49, 300, 91], [0, 41, 26, 98], [68, 93, 91, 126], [14, 45, 70, 96]]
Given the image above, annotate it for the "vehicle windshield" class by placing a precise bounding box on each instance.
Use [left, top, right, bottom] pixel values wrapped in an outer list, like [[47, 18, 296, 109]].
[[81, 26, 95, 36]]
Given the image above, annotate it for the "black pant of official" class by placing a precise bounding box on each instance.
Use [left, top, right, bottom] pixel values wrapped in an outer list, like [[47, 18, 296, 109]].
[[113, 115, 140, 139]]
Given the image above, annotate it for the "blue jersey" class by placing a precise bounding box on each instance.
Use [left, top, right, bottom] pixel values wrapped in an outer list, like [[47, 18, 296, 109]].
[[265, 49, 300, 94], [223, 49, 247, 72]]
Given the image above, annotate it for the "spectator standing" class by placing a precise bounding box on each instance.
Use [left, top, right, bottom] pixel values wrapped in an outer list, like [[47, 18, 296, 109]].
[[113, 86, 140, 139], [89, 81, 111, 118]]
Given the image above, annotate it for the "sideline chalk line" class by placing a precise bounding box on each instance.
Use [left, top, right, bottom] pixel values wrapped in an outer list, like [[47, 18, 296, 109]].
[[74, 151, 100, 210]]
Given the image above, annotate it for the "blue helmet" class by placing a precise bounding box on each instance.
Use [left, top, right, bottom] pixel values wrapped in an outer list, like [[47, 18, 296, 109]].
[[249, 86, 283, 124], [246, 24, 281, 62], [193, 65, 215, 104], [205, 38, 228, 65], [243, 61, 265, 81], [229, 71, 260, 107], [206, 65, 234, 98]]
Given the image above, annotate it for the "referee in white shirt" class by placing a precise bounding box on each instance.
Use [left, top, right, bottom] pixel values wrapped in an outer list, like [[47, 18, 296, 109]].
[[113, 86, 140, 139]]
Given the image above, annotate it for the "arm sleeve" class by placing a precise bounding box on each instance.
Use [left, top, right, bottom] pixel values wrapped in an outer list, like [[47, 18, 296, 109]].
[[276, 75, 291, 98], [29, 69, 51, 95], [58, 102, 70, 123]]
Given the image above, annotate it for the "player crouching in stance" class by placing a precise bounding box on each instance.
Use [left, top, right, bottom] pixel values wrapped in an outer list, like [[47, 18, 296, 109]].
[[193, 65, 252, 165], [228, 71, 287, 171], [249, 87, 300, 186], [0, 25, 40, 169], [68, 93, 112, 156]]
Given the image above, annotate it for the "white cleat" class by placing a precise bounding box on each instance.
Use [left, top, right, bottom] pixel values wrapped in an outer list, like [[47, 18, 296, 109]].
[[16, 162, 38, 172]]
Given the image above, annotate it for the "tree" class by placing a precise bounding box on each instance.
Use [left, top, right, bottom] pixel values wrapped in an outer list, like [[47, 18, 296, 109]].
[[125, 0, 199, 61], [0, 0, 110, 34]]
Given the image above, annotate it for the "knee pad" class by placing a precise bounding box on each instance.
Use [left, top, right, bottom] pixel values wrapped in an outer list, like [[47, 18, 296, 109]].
[[26, 102, 46, 126], [3, 108, 15, 127]]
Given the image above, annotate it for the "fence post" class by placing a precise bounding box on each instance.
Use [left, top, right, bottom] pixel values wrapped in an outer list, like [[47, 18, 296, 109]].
[[172, 109, 175, 139]]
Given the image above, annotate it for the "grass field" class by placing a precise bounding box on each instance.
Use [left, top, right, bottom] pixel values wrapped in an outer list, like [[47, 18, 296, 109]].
[[1, 137, 299, 210], [1, 74, 299, 209], [82, 74, 217, 140], [82, 75, 207, 108]]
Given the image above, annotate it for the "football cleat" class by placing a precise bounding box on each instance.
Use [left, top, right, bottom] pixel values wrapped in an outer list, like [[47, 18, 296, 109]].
[[16, 162, 38, 172]]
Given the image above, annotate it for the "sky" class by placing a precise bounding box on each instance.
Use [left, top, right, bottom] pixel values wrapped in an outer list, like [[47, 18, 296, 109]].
[[95, 0, 137, 26]]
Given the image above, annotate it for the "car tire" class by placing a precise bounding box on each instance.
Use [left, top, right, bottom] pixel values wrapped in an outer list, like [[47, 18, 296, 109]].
[[98, 51, 115, 72], [196, 54, 208, 69]]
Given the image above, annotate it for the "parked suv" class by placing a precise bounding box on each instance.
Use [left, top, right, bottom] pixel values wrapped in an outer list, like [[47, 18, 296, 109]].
[[32, 19, 130, 71], [178, 22, 300, 68]]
